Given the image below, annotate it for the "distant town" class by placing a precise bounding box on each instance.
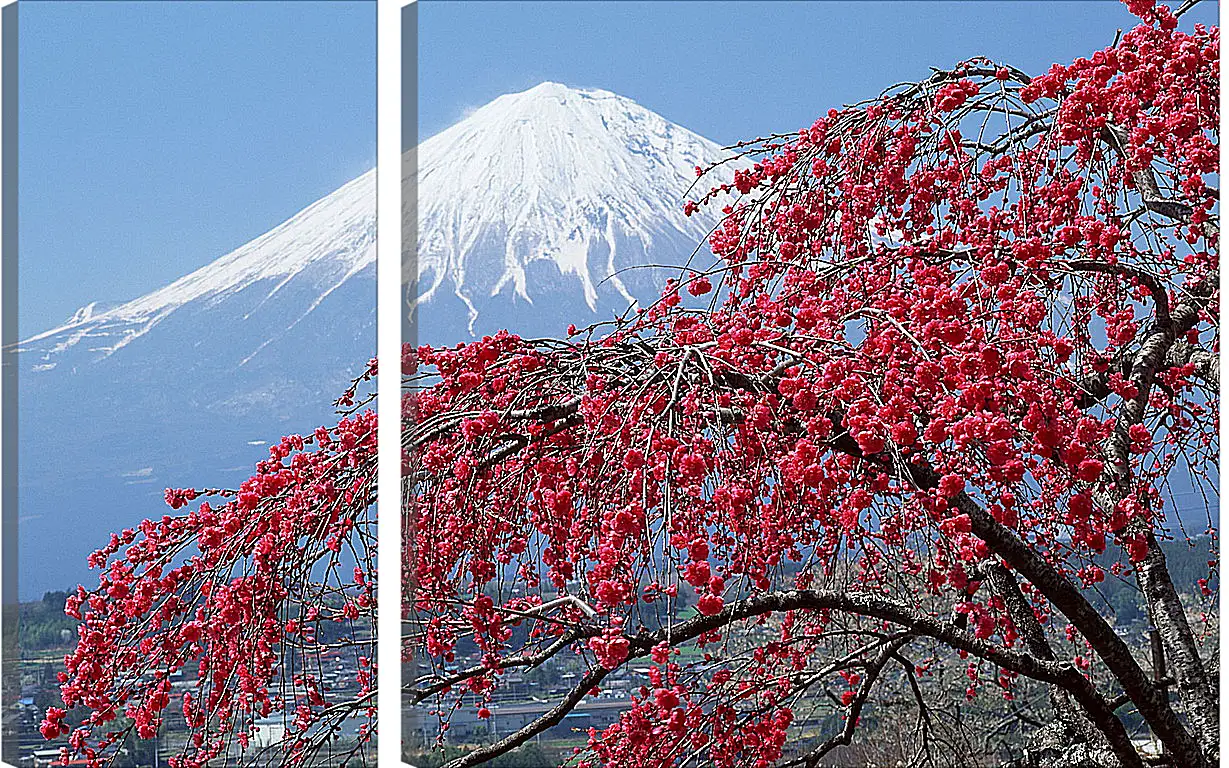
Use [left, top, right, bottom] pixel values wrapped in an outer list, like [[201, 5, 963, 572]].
[[6, 536, 1215, 768], [5, 593, 372, 768]]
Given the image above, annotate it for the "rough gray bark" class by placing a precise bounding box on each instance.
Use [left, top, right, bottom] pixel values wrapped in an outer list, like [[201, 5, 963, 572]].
[[1096, 278, 1219, 760]]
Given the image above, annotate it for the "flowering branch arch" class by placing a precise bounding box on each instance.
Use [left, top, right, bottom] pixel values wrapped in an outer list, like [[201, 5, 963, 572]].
[[405, 3, 1217, 767], [44, 363, 379, 768]]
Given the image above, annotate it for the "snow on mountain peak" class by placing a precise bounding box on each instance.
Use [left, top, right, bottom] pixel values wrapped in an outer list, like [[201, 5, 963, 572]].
[[22, 169, 375, 358], [25, 82, 733, 360], [413, 82, 733, 333]]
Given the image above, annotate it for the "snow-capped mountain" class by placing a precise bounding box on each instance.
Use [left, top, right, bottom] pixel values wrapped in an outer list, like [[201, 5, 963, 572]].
[[18, 82, 730, 598], [410, 82, 732, 341]]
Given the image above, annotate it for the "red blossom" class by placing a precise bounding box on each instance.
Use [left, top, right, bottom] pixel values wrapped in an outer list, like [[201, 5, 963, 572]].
[[403, 8, 1218, 766]]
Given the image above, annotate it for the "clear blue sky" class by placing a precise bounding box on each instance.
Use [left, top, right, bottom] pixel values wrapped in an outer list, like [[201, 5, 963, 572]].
[[18, 0, 1214, 335], [417, 1, 1217, 144], [19, 1, 375, 335]]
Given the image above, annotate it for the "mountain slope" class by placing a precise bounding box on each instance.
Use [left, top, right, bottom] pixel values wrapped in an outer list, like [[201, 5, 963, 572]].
[[411, 82, 731, 340], [21, 169, 375, 368], [16, 172, 376, 599]]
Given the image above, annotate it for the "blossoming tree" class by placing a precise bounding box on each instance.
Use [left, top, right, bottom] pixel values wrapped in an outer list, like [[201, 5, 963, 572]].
[[42, 365, 379, 768], [404, 3, 1217, 767]]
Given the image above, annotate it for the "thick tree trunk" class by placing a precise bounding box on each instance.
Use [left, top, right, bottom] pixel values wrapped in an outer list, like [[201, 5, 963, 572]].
[[1099, 281, 1219, 760], [1135, 532, 1219, 756]]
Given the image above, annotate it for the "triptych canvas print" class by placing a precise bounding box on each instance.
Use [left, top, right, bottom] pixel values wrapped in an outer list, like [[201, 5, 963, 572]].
[[0, 2, 1220, 767]]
